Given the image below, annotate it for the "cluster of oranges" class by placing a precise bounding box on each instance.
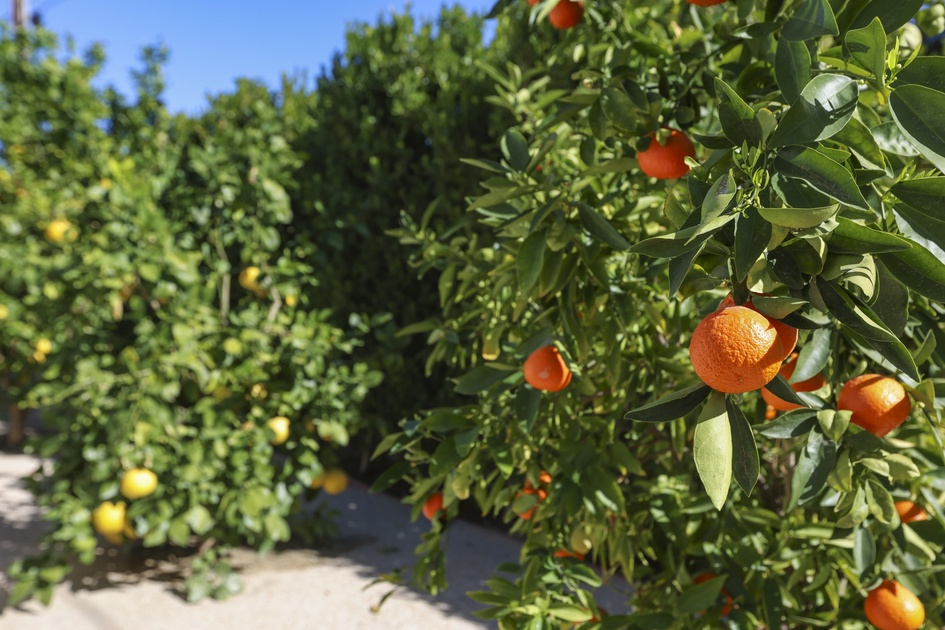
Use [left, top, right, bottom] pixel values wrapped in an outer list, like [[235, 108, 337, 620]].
[[91, 467, 158, 544], [688, 293, 926, 624]]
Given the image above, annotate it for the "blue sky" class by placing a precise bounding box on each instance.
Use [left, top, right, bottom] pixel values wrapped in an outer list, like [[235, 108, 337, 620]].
[[17, 0, 496, 114]]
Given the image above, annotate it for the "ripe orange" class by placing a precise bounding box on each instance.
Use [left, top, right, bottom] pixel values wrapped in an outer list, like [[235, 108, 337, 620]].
[[693, 573, 733, 616], [761, 353, 826, 411], [548, 0, 583, 29], [515, 487, 548, 520], [524, 346, 572, 392], [689, 300, 783, 394], [837, 374, 911, 438], [422, 492, 444, 521], [741, 299, 798, 360], [637, 129, 696, 180], [764, 404, 777, 421], [864, 580, 925, 630], [687, 0, 727, 6], [895, 500, 929, 524]]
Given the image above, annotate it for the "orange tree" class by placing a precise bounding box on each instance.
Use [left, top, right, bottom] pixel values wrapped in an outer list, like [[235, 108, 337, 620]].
[[379, 0, 945, 627], [0, 29, 377, 604]]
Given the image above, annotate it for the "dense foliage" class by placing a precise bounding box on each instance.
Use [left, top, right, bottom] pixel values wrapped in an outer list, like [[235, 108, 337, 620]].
[[379, 0, 945, 628]]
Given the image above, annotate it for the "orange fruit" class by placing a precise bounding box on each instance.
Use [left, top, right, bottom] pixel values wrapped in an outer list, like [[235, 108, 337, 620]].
[[741, 299, 798, 360], [689, 300, 783, 394], [422, 492, 444, 521], [864, 580, 925, 630], [553, 550, 585, 561], [637, 129, 696, 180], [693, 573, 733, 616], [524, 346, 572, 392], [687, 0, 727, 6], [761, 353, 826, 411], [548, 0, 583, 29], [838, 374, 911, 438], [515, 487, 548, 520], [528, 0, 539, 4], [895, 500, 929, 524], [764, 404, 777, 420]]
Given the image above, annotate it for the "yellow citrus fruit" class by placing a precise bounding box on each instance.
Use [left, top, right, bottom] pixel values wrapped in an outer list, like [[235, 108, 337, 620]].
[[239, 266, 262, 290], [895, 500, 929, 524], [0, 304, 9, 320], [864, 579, 925, 630], [838, 374, 911, 438], [32, 351, 46, 364], [285, 294, 297, 307], [321, 469, 349, 495], [120, 468, 158, 499], [91, 501, 127, 536], [250, 383, 267, 399], [267, 416, 290, 445], [35, 338, 52, 355], [45, 219, 76, 243], [689, 298, 783, 394]]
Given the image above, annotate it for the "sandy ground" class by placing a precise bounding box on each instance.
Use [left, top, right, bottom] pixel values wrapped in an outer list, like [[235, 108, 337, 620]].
[[0, 453, 630, 629]]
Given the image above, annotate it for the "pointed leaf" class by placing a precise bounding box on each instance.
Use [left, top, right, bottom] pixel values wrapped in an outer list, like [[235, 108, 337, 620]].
[[879, 241, 945, 302], [577, 203, 631, 251], [501, 129, 530, 172], [600, 87, 638, 132], [889, 85, 945, 174], [789, 430, 837, 509], [625, 382, 712, 422], [828, 217, 913, 254], [734, 208, 772, 282], [847, 0, 923, 32], [517, 231, 546, 292], [694, 392, 733, 510], [774, 146, 869, 210], [782, 0, 839, 41], [834, 117, 886, 171], [790, 328, 832, 383], [727, 398, 760, 496], [769, 75, 858, 147], [844, 18, 887, 83], [775, 39, 812, 104], [757, 204, 839, 229], [715, 78, 764, 145], [890, 178, 945, 252], [895, 56, 945, 93], [758, 409, 818, 438]]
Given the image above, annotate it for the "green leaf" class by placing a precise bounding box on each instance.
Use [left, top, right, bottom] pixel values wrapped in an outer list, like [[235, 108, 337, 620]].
[[773, 146, 869, 210], [775, 39, 812, 104], [866, 479, 897, 524], [791, 328, 832, 383], [895, 57, 945, 93], [889, 85, 945, 174], [370, 461, 411, 493], [468, 185, 542, 211], [853, 526, 876, 578], [727, 398, 760, 496], [844, 18, 887, 83], [847, 0, 924, 32], [879, 242, 945, 302], [833, 117, 886, 171], [454, 365, 514, 395], [815, 278, 920, 379], [734, 208, 772, 282], [678, 574, 728, 614], [500, 129, 530, 172], [782, 0, 839, 41], [872, 121, 919, 156], [818, 409, 851, 441], [757, 204, 839, 229], [769, 75, 859, 147], [890, 178, 945, 252], [757, 408, 818, 438], [625, 381, 712, 422], [828, 217, 913, 254], [694, 392, 733, 510], [549, 605, 593, 622], [599, 87, 638, 132], [517, 231, 546, 292], [715, 78, 763, 146], [789, 430, 837, 509], [630, 222, 728, 258], [766, 374, 809, 408], [701, 172, 737, 221], [577, 203, 631, 251], [763, 580, 784, 629]]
